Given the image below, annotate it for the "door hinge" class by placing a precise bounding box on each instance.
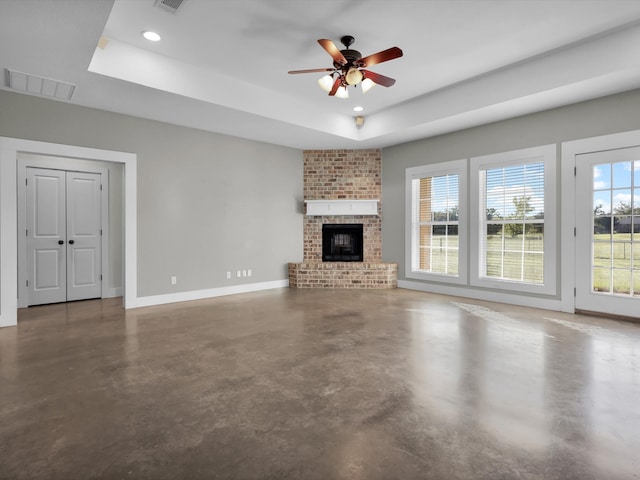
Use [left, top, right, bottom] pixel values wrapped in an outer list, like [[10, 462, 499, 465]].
[[574, 166, 577, 176], [100, 184, 103, 191], [26, 280, 29, 287], [574, 227, 576, 237], [100, 274, 103, 281], [100, 229, 103, 236], [25, 178, 28, 186], [574, 287, 576, 297], [26, 228, 28, 237]]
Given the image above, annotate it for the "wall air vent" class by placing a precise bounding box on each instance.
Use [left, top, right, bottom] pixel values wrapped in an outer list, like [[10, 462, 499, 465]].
[[5, 69, 75, 100], [154, 0, 185, 14]]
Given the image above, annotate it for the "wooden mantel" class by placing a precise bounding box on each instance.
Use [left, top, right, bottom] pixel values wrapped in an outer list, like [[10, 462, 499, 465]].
[[305, 199, 379, 216]]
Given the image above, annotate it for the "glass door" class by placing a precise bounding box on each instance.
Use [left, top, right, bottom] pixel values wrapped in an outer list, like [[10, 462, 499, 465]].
[[575, 147, 640, 317]]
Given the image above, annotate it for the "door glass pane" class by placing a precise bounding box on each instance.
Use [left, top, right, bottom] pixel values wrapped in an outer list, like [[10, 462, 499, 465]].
[[614, 217, 632, 242], [593, 191, 612, 240], [593, 190, 611, 213], [612, 242, 632, 269], [634, 273, 640, 296], [594, 163, 611, 190], [613, 162, 631, 188], [613, 269, 631, 295], [613, 190, 632, 215], [591, 162, 636, 297], [593, 242, 611, 268], [594, 217, 612, 238], [593, 267, 611, 293]]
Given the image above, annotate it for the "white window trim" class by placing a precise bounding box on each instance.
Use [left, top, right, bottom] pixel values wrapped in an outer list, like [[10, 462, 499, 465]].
[[470, 144, 557, 295], [405, 159, 468, 285]]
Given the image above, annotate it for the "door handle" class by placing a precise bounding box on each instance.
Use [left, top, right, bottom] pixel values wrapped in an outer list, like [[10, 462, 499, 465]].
[[68, 240, 75, 245], [58, 240, 64, 245]]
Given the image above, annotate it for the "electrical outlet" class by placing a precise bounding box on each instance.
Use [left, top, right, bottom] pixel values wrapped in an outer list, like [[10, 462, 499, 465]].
[[171, 276, 177, 285], [242, 270, 247, 277], [226, 271, 231, 280], [236, 271, 241, 278], [247, 269, 252, 277]]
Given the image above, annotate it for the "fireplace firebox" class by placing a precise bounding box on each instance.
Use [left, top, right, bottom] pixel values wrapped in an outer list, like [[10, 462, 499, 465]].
[[322, 224, 363, 262]]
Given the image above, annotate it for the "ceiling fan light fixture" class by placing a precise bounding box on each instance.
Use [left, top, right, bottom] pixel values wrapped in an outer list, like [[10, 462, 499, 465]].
[[335, 86, 349, 99], [289, 36, 402, 98], [345, 67, 363, 86], [361, 78, 376, 94], [317, 74, 334, 93]]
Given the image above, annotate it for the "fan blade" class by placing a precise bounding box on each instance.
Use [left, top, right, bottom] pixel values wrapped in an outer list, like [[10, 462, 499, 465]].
[[358, 47, 403, 68], [362, 70, 396, 87], [328, 77, 341, 96], [288, 68, 334, 74], [318, 39, 347, 65]]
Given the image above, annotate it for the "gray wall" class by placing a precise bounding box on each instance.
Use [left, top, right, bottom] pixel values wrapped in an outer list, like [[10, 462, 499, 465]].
[[0, 90, 303, 297], [381, 88, 640, 287]]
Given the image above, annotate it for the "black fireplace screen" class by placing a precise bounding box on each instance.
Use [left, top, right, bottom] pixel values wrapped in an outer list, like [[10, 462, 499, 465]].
[[322, 224, 363, 262]]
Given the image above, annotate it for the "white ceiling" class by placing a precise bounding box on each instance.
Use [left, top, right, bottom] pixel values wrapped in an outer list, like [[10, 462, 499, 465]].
[[3, 0, 640, 149]]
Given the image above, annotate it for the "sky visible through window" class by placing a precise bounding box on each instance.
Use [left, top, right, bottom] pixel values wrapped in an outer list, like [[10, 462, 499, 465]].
[[593, 160, 640, 214]]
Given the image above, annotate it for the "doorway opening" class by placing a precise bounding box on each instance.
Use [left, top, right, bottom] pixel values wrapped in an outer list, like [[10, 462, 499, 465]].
[[0, 137, 137, 327]]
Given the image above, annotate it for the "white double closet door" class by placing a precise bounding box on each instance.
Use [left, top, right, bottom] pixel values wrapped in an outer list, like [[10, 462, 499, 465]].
[[26, 168, 102, 306]]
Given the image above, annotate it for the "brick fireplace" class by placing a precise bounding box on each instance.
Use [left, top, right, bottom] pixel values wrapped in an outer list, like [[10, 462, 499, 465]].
[[288, 149, 397, 288]]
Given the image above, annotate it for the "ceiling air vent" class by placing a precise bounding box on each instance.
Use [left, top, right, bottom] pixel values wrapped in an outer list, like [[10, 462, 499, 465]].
[[154, 0, 185, 14], [5, 69, 75, 100]]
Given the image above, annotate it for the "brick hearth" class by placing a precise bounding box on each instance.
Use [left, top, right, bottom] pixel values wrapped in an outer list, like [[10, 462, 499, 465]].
[[289, 149, 397, 289]]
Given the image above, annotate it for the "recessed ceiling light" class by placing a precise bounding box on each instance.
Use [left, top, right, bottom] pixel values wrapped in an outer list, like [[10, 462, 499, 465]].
[[353, 106, 364, 112], [142, 30, 161, 42]]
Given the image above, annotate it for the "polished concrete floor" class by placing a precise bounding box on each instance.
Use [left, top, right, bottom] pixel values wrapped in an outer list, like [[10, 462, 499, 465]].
[[1, 288, 639, 479]]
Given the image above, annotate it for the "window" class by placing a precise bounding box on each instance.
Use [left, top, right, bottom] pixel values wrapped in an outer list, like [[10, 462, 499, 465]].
[[482, 162, 544, 283], [470, 145, 556, 294], [406, 159, 467, 284]]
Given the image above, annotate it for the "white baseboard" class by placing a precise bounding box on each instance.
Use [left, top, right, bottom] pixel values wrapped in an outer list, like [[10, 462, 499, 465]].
[[104, 287, 123, 298], [129, 279, 289, 309], [398, 279, 563, 312]]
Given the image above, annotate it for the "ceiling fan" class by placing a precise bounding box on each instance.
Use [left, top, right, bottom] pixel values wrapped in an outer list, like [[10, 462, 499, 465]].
[[288, 36, 403, 98]]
